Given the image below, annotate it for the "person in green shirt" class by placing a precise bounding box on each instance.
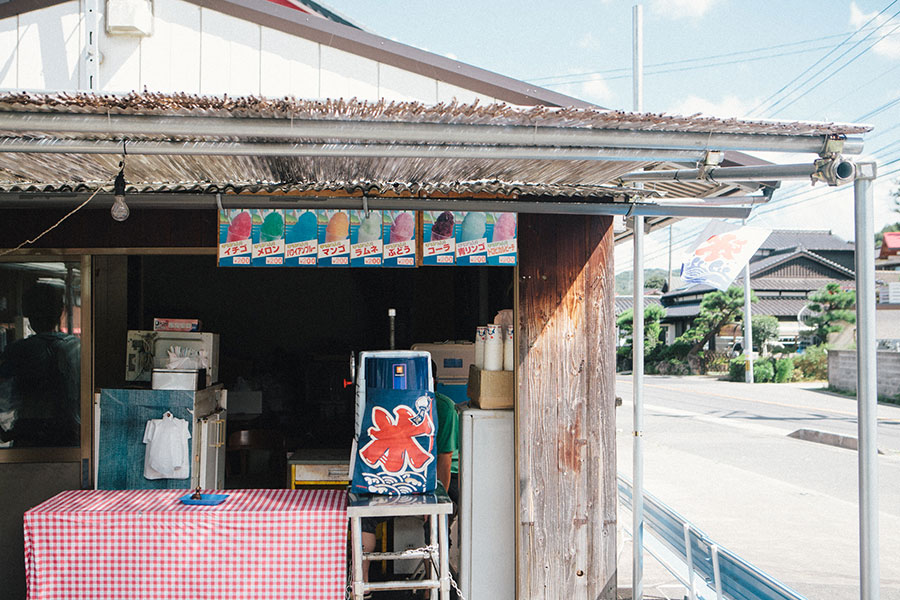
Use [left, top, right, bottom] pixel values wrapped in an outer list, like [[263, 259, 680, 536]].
[[433, 386, 459, 506]]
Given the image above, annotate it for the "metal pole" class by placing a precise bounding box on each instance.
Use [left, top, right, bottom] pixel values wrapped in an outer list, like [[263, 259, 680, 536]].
[[633, 4, 643, 114], [632, 216, 645, 600], [853, 162, 879, 600], [667, 225, 673, 292], [633, 7, 645, 599], [742, 219, 754, 383], [0, 111, 865, 155]]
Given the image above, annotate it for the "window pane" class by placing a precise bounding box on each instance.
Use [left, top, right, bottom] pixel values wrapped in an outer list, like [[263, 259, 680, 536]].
[[0, 261, 82, 448]]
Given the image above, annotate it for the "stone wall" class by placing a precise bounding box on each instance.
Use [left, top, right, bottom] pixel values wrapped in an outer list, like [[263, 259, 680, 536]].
[[828, 349, 900, 399]]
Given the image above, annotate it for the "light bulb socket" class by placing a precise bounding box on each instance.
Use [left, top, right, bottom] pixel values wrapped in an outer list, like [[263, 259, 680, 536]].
[[110, 168, 129, 221]]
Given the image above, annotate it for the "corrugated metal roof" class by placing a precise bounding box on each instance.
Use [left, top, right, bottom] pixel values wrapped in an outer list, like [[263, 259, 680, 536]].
[[0, 92, 869, 202]]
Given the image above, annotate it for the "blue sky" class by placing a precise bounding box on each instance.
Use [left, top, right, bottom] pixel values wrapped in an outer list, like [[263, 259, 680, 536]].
[[331, 0, 900, 271]]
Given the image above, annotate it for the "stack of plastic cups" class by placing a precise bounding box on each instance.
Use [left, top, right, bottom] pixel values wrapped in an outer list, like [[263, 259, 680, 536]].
[[503, 325, 514, 371], [483, 324, 504, 371], [475, 326, 487, 369]]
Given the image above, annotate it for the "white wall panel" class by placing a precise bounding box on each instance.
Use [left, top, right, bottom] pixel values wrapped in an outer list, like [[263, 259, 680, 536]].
[[200, 9, 260, 97], [437, 81, 491, 106], [99, 28, 141, 92], [18, 1, 81, 90], [378, 63, 437, 104], [0, 17, 18, 89], [260, 26, 318, 99], [140, 0, 200, 93], [320, 45, 377, 101]]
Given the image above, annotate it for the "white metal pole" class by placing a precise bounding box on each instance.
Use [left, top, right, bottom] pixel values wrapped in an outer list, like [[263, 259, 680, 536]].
[[632, 214, 645, 600], [742, 218, 754, 383], [667, 225, 674, 291], [633, 5, 643, 114], [854, 162, 879, 600], [632, 6, 645, 600]]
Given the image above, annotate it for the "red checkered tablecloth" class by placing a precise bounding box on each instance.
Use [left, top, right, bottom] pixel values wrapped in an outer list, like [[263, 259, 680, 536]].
[[23, 488, 347, 600]]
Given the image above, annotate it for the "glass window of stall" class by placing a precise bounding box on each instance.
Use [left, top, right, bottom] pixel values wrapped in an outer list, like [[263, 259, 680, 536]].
[[0, 258, 86, 458]]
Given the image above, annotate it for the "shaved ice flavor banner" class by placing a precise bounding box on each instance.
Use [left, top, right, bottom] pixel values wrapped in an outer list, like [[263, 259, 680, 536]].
[[383, 210, 417, 267], [350, 209, 385, 267], [219, 210, 516, 267], [317, 209, 351, 267], [284, 209, 318, 266], [453, 211, 518, 266]]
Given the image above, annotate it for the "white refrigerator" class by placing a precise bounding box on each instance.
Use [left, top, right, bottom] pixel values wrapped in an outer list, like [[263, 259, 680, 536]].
[[458, 406, 515, 600]]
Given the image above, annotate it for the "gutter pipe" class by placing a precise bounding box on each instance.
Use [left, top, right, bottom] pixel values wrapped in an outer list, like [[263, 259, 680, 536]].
[[0, 112, 866, 155], [0, 193, 755, 219]]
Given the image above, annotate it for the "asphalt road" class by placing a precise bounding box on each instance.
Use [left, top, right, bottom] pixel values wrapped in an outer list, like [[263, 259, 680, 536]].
[[614, 375, 900, 600]]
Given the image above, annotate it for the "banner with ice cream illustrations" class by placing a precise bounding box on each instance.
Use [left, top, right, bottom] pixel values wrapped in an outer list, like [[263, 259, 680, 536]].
[[283, 209, 318, 266], [350, 210, 384, 267], [220, 208, 516, 268], [383, 210, 417, 267], [317, 209, 351, 267], [218, 209, 253, 266], [681, 222, 770, 291], [422, 210, 457, 265], [251, 209, 285, 266], [487, 213, 517, 266]]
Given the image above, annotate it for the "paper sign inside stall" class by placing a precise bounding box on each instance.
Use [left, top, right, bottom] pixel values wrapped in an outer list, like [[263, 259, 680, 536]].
[[422, 210, 457, 265], [486, 213, 517, 266], [251, 209, 285, 267], [317, 209, 351, 267], [283, 209, 319, 266], [218, 209, 253, 266], [350, 210, 384, 267], [382, 210, 417, 267]]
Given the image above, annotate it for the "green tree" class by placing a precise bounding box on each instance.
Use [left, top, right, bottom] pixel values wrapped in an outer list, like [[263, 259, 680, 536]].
[[751, 314, 779, 354], [679, 286, 757, 357], [805, 282, 856, 344], [645, 274, 667, 291], [617, 304, 667, 353]]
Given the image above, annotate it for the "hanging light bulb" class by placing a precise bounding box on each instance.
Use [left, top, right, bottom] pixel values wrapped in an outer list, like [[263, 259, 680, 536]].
[[110, 163, 129, 222]]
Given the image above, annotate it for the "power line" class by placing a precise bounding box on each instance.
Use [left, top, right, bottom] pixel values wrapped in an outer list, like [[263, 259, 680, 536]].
[[748, 0, 900, 117], [527, 27, 900, 84], [767, 7, 900, 117], [539, 43, 844, 88]]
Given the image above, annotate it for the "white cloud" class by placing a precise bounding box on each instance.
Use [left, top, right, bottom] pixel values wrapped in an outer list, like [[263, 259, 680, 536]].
[[650, 0, 719, 20], [849, 2, 900, 60], [578, 33, 600, 50], [553, 73, 614, 106], [665, 94, 758, 119]]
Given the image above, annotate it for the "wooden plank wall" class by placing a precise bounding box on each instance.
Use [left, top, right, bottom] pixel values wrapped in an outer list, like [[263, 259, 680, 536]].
[[517, 213, 616, 599]]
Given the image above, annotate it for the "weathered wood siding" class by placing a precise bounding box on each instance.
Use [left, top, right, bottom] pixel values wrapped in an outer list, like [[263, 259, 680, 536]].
[[517, 214, 616, 599]]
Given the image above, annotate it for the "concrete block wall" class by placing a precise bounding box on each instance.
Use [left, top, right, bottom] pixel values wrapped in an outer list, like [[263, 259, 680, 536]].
[[828, 349, 900, 399]]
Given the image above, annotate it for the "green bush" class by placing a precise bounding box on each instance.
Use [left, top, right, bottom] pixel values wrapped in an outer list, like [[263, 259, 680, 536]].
[[728, 357, 745, 382], [754, 358, 775, 383], [794, 346, 828, 380], [775, 357, 795, 383]]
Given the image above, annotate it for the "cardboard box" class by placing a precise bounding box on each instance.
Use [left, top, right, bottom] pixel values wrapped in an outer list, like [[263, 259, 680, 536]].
[[467, 364, 514, 409]]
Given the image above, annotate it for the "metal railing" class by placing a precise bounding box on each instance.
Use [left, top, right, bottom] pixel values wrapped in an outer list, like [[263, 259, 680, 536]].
[[618, 474, 808, 600]]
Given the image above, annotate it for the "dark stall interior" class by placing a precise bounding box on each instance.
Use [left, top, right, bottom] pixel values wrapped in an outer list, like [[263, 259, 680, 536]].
[[99, 254, 514, 486]]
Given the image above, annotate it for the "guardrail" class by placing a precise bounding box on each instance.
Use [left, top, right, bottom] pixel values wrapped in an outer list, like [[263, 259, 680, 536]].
[[618, 474, 808, 600]]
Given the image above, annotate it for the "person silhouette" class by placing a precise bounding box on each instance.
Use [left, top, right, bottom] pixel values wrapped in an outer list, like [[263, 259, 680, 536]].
[[0, 282, 80, 447]]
